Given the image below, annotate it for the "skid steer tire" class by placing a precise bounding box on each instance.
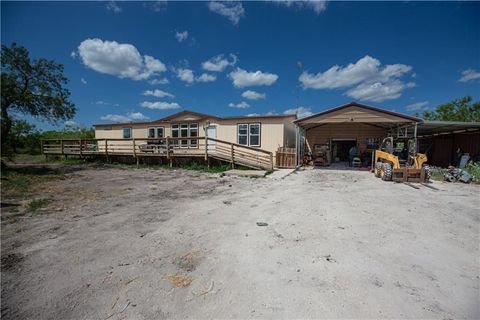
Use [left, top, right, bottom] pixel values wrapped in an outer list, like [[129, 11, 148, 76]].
[[375, 162, 383, 178], [423, 164, 432, 182], [381, 163, 393, 181]]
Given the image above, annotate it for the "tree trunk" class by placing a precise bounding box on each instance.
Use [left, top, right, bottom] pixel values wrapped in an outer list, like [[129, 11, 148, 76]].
[[1, 104, 12, 146]]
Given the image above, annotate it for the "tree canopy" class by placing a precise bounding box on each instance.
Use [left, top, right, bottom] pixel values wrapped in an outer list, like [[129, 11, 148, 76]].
[[1, 43, 76, 145], [419, 96, 480, 122]]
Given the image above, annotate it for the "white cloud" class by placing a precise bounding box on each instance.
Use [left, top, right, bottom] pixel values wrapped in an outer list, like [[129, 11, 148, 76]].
[[196, 73, 217, 82], [246, 113, 261, 117], [241, 90, 266, 100], [459, 69, 480, 83], [101, 114, 131, 123], [284, 107, 312, 118], [95, 100, 120, 107], [140, 101, 181, 110], [175, 68, 195, 84], [80, 78, 87, 85], [207, 1, 245, 25], [229, 68, 279, 88], [228, 101, 250, 109], [143, 1, 167, 12], [202, 54, 237, 72], [127, 112, 149, 120], [175, 30, 189, 43], [142, 89, 174, 98], [272, 0, 327, 14], [149, 78, 169, 85], [65, 120, 78, 126], [174, 68, 216, 84], [78, 38, 166, 81], [106, 1, 122, 13], [299, 55, 415, 102], [346, 80, 415, 102], [70, 51, 77, 59], [405, 101, 429, 112]]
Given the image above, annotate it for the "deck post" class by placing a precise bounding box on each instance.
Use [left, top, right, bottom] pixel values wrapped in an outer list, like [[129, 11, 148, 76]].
[[204, 136, 208, 161], [105, 139, 109, 161], [166, 137, 170, 159], [231, 144, 235, 169], [132, 138, 136, 157]]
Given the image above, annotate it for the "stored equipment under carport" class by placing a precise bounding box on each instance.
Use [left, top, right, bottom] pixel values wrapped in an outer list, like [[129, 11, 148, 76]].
[[374, 137, 431, 183]]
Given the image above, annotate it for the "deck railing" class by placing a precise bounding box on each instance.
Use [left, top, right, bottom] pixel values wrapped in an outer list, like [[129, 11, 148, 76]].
[[41, 137, 274, 170]]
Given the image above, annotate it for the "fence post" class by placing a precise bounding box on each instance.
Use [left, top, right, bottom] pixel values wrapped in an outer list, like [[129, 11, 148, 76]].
[[79, 139, 83, 157], [105, 139, 109, 161], [270, 152, 274, 171], [231, 144, 235, 169], [61, 140, 64, 155]]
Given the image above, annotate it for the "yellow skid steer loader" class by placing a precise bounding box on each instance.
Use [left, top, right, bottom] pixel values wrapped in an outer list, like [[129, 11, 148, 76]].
[[374, 137, 430, 182]]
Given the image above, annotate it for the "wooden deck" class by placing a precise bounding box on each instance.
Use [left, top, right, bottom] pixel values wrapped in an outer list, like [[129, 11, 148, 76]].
[[41, 137, 274, 170]]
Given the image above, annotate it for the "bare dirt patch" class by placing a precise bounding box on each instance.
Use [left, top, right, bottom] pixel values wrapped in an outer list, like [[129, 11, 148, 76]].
[[1, 166, 479, 319]]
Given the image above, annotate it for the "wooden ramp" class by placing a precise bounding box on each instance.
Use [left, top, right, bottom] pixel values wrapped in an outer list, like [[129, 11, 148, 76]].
[[41, 137, 274, 171]]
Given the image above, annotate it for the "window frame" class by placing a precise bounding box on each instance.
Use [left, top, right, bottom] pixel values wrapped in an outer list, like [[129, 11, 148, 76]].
[[123, 127, 132, 139], [171, 123, 199, 148], [147, 126, 165, 138], [248, 123, 261, 147], [237, 123, 261, 147]]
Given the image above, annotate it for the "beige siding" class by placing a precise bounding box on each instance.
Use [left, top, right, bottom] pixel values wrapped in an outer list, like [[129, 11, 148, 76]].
[[306, 123, 385, 152], [95, 117, 295, 156], [299, 106, 411, 124]]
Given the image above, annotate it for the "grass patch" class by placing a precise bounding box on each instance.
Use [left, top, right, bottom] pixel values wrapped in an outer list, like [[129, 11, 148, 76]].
[[182, 163, 231, 173], [1, 169, 69, 200], [27, 198, 52, 212], [430, 168, 445, 181], [464, 161, 480, 182]]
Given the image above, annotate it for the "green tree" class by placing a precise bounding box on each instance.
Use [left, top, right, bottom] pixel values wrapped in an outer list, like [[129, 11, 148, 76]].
[[420, 96, 480, 122], [1, 43, 76, 147], [8, 119, 38, 153]]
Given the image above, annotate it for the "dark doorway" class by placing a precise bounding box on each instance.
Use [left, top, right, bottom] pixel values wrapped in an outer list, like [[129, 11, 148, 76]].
[[331, 139, 356, 162]]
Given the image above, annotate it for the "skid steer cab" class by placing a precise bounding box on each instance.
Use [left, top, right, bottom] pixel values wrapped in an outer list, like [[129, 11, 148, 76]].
[[374, 137, 431, 182]]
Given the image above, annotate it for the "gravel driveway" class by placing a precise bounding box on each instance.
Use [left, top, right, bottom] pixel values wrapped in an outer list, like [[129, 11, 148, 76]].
[[1, 166, 479, 319]]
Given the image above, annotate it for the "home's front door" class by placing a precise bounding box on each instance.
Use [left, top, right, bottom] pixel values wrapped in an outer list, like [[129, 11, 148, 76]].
[[206, 126, 216, 150]]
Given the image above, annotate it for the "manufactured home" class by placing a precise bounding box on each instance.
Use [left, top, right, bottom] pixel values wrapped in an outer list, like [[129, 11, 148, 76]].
[[41, 103, 480, 170], [90, 110, 296, 169]]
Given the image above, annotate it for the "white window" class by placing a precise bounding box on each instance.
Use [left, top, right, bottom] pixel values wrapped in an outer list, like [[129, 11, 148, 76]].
[[189, 123, 198, 148], [237, 123, 260, 147], [172, 124, 179, 145], [123, 127, 131, 139], [238, 124, 248, 145], [249, 123, 260, 147], [171, 123, 198, 148], [148, 127, 164, 138]]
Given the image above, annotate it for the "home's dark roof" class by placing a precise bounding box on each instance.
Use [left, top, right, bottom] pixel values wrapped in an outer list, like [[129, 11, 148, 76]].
[[294, 102, 422, 124], [94, 109, 296, 127], [156, 110, 221, 122]]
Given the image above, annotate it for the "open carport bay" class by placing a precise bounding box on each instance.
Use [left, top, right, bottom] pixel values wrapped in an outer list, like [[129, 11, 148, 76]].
[[1, 166, 479, 319]]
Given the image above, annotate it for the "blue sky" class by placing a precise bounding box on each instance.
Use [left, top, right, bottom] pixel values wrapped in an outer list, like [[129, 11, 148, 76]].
[[2, 1, 479, 129]]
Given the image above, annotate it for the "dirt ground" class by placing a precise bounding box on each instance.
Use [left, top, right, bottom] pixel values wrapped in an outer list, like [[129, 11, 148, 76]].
[[1, 166, 479, 319]]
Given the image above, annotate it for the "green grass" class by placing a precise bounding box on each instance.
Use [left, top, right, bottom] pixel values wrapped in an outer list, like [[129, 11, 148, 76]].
[[182, 162, 232, 173], [27, 198, 52, 212], [1, 168, 69, 200], [464, 161, 480, 182], [430, 169, 444, 181]]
